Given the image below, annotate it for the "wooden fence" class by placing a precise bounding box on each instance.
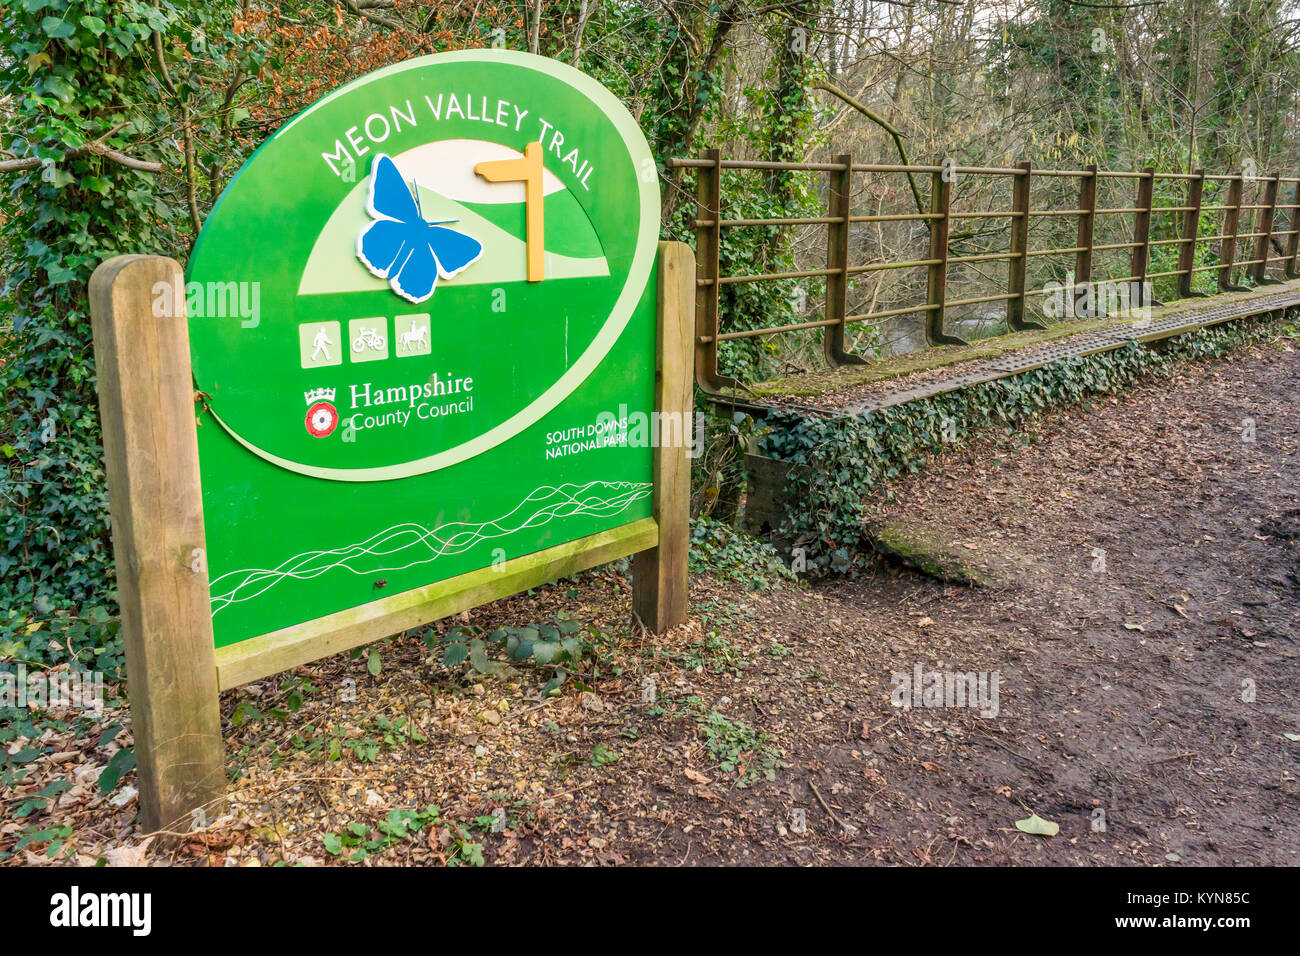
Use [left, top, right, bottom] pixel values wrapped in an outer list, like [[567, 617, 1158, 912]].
[[671, 151, 1300, 394]]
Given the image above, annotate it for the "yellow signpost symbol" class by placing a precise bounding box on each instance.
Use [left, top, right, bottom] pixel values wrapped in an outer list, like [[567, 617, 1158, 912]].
[[475, 141, 546, 282]]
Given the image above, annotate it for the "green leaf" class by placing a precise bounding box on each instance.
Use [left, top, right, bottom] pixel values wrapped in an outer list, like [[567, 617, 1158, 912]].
[[79, 15, 107, 36], [1014, 813, 1059, 837], [40, 75, 76, 103], [442, 642, 469, 667], [41, 16, 75, 39], [97, 747, 135, 794], [367, 648, 381, 676], [322, 833, 343, 855]]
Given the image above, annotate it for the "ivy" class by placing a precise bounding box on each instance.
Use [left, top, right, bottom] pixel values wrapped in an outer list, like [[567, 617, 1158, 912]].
[[758, 314, 1288, 573], [0, 1, 264, 659], [689, 515, 797, 590]]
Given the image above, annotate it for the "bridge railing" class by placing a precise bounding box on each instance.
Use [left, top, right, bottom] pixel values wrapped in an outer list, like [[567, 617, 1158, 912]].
[[670, 151, 1300, 395]]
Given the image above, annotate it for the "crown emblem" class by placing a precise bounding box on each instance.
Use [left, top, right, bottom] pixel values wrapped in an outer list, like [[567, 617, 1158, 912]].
[[304, 387, 336, 405]]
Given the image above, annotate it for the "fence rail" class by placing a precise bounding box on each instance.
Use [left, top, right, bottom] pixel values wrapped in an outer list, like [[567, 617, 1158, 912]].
[[671, 150, 1300, 395]]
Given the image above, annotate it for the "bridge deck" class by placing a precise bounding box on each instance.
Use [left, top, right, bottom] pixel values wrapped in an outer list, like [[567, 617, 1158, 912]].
[[741, 279, 1300, 417]]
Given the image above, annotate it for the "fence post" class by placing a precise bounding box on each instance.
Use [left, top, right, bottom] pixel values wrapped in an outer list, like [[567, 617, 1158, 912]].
[[1131, 167, 1156, 307], [1252, 173, 1280, 284], [1219, 174, 1247, 291], [824, 152, 865, 366], [1177, 168, 1204, 298], [88, 255, 225, 834], [693, 149, 738, 395], [1286, 180, 1300, 279], [1006, 160, 1042, 330], [632, 242, 693, 634], [925, 170, 963, 345], [1074, 164, 1098, 317]]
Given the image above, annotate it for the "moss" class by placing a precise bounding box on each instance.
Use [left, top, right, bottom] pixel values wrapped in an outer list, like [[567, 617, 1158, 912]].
[[867, 520, 1001, 587]]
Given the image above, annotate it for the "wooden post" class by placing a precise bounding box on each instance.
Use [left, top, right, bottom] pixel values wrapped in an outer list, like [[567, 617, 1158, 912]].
[[1131, 167, 1156, 307], [823, 152, 864, 366], [89, 255, 225, 834], [1285, 181, 1300, 279], [925, 171, 963, 345], [632, 242, 693, 633], [1219, 175, 1246, 292], [1006, 161, 1042, 330], [693, 149, 737, 395], [1252, 173, 1280, 283], [1075, 164, 1098, 317], [1177, 168, 1204, 298]]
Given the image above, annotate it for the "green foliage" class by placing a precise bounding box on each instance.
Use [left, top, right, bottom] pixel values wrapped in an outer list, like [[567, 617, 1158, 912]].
[[589, 742, 620, 767], [12, 822, 75, 860], [321, 806, 442, 863], [711, 169, 824, 383], [689, 515, 796, 590], [433, 612, 596, 695], [679, 629, 749, 674], [0, 0, 265, 657], [698, 709, 781, 788], [691, 408, 768, 522], [762, 314, 1287, 574], [0, 604, 122, 678]]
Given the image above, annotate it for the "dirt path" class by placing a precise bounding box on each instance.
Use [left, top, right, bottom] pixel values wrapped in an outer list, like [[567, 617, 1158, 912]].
[[559, 336, 1300, 866], [9, 337, 1298, 867]]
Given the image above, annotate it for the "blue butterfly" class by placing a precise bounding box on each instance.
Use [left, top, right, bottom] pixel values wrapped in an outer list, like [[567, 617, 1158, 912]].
[[356, 153, 483, 304]]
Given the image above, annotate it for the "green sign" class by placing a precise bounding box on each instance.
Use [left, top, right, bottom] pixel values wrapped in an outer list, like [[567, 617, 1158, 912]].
[[187, 50, 660, 647]]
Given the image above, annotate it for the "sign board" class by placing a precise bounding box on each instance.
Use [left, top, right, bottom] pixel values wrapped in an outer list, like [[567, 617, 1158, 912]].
[[185, 50, 660, 649], [89, 51, 692, 829]]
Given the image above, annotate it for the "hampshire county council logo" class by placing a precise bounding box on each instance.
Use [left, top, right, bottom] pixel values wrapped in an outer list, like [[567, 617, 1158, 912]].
[[304, 387, 339, 438], [356, 153, 484, 303]]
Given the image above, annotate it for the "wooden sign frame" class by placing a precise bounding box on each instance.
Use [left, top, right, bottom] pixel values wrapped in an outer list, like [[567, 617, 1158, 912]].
[[89, 241, 693, 832]]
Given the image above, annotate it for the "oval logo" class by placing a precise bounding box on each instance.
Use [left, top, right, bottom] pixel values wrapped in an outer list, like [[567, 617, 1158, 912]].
[[187, 50, 658, 482]]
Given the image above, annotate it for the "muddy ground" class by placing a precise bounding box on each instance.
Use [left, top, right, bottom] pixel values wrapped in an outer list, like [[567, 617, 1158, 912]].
[[5, 336, 1298, 866]]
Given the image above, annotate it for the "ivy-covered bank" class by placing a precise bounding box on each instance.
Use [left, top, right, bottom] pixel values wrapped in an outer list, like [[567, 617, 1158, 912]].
[[756, 313, 1295, 574], [0, 0, 265, 652]]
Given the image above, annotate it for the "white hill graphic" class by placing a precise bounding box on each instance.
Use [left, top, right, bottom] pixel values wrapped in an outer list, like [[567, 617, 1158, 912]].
[[298, 139, 609, 296]]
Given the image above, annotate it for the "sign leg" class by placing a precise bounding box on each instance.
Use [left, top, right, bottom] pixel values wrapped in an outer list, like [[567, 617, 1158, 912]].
[[632, 242, 694, 633], [90, 255, 225, 833]]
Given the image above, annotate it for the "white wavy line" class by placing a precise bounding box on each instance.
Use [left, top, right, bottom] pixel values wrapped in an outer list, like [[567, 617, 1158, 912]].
[[209, 481, 651, 615]]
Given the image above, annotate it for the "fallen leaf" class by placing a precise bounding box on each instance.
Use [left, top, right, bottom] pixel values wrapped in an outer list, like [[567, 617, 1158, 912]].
[[1014, 813, 1059, 837], [684, 769, 712, 785], [103, 837, 154, 867], [1123, 623, 1145, 632]]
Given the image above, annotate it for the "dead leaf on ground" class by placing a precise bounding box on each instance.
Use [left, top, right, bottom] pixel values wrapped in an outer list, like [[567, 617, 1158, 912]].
[[103, 837, 154, 867], [1014, 813, 1059, 837]]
